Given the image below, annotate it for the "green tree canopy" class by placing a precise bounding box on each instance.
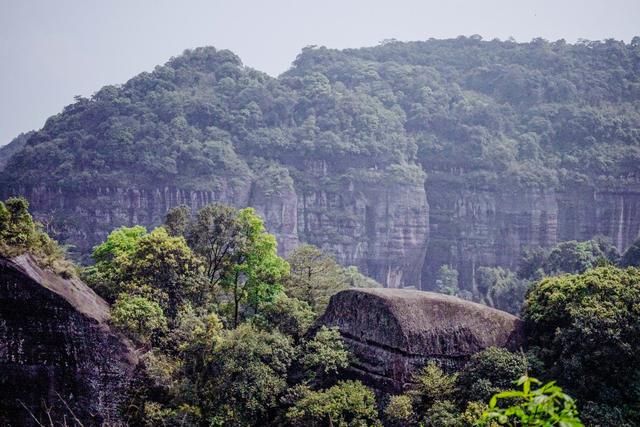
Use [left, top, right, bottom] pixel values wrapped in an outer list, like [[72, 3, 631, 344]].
[[523, 266, 640, 408]]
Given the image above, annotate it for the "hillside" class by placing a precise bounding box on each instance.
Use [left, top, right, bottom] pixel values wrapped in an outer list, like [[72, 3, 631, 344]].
[[2, 37, 640, 291]]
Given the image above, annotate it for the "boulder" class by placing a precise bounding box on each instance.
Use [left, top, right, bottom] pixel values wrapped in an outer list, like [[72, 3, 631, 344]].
[[316, 288, 524, 392], [0, 254, 138, 426]]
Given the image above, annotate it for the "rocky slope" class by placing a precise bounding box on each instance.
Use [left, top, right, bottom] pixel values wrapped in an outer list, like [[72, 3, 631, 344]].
[[316, 288, 524, 392], [0, 254, 138, 426]]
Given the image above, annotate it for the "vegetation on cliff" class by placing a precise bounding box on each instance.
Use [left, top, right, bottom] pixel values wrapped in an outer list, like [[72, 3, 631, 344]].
[[0, 196, 74, 277]]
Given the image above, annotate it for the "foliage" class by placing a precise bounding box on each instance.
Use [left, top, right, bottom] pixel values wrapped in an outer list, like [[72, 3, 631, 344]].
[[118, 227, 203, 317], [476, 267, 529, 314], [621, 236, 640, 267], [543, 240, 617, 276], [286, 380, 381, 427], [182, 203, 242, 286], [435, 265, 459, 296], [523, 266, 640, 406], [423, 400, 463, 427], [111, 294, 167, 344], [220, 208, 289, 327], [300, 326, 350, 381], [479, 376, 583, 427], [341, 265, 382, 289], [411, 362, 458, 409], [285, 244, 349, 313], [201, 324, 295, 426], [255, 293, 315, 341], [84, 225, 147, 301], [164, 204, 190, 237], [384, 395, 415, 425], [457, 347, 528, 403], [0, 197, 74, 277]]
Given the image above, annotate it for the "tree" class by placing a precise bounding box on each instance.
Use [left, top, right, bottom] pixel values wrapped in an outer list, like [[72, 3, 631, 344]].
[[435, 265, 459, 296], [255, 293, 315, 341], [0, 197, 37, 248], [222, 208, 289, 327], [119, 227, 204, 317], [457, 347, 528, 403], [0, 197, 73, 277], [92, 225, 147, 263], [411, 362, 458, 410], [300, 326, 350, 381], [543, 240, 610, 275], [84, 225, 147, 301], [286, 380, 381, 427], [111, 294, 167, 344], [201, 324, 295, 426], [523, 266, 640, 406], [285, 244, 348, 313], [385, 395, 415, 425], [479, 376, 583, 426], [476, 267, 529, 314], [620, 237, 640, 267], [164, 204, 190, 237], [184, 203, 242, 287]]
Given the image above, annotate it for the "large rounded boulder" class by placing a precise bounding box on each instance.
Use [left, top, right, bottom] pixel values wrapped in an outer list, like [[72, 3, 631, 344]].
[[316, 288, 524, 392]]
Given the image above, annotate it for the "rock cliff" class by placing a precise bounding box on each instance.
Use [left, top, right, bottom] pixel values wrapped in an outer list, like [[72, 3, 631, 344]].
[[316, 288, 524, 393], [424, 179, 640, 290], [4, 163, 429, 289], [6, 178, 638, 291], [0, 254, 138, 426]]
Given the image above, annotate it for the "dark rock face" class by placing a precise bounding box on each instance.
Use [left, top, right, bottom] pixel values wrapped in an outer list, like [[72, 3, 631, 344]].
[[317, 288, 524, 393], [0, 255, 138, 426]]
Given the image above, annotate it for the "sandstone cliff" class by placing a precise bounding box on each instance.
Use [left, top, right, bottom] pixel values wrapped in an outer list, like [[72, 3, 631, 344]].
[[4, 161, 429, 289], [0, 254, 138, 426], [316, 288, 524, 393]]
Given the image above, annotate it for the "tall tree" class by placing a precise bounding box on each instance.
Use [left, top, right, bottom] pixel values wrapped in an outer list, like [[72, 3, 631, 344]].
[[221, 208, 289, 327], [184, 204, 243, 287], [285, 244, 348, 313]]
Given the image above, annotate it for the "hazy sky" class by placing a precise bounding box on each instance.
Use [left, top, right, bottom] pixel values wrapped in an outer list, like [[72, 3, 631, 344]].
[[1, 0, 639, 145]]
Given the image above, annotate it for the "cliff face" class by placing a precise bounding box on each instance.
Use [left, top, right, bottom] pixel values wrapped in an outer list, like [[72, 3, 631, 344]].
[[316, 288, 524, 393], [423, 176, 640, 289], [3, 165, 429, 288], [0, 254, 138, 426], [5, 178, 639, 291]]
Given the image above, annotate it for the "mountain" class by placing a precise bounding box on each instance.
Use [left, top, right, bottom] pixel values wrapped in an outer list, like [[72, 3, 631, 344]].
[[2, 37, 640, 290]]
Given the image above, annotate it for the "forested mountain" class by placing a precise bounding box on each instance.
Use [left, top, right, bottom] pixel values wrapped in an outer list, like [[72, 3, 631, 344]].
[[2, 36, 640, 294]]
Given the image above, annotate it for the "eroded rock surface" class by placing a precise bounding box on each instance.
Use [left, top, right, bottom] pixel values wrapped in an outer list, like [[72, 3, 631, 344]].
[[317, 288, 524, 392], [0, 255, 138, 426]]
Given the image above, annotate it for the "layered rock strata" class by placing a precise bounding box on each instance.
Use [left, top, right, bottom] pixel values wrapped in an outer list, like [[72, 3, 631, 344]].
[[316, 288, 524, 393]]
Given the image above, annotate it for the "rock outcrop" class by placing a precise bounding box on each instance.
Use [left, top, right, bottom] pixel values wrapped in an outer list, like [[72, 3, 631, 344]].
[[0, 254, 138, 426], [317, 288, 524, 393]]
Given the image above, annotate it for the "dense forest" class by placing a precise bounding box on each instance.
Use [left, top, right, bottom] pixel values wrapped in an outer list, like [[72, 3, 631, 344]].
[[1, 36, 640, 425], [4, 37, 640, 188]]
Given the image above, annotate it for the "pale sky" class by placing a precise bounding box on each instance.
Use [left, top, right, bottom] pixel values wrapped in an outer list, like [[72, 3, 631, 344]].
[[1, 0, 639, 145]]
